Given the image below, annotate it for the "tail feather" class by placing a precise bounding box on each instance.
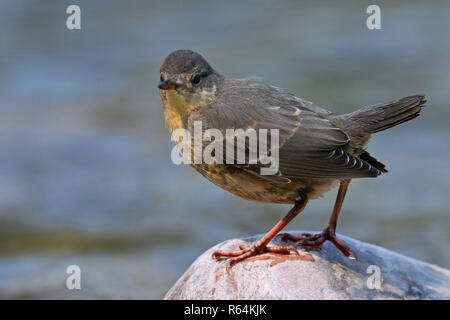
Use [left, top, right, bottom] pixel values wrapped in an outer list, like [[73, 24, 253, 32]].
[[330, 95, 426, 177], [342, 95, 426, 134]]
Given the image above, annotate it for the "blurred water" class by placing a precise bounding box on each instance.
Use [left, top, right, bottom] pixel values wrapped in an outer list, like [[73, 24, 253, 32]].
[[0, 0, 449, 298]]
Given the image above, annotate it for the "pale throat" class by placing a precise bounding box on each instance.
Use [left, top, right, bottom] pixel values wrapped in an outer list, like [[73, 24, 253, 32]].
[[162, 85, 217, 133]]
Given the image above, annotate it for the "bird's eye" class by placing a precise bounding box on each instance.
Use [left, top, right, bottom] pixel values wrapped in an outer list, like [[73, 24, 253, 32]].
[[160, 74, 164, 82], [191, 74, 201, 84]]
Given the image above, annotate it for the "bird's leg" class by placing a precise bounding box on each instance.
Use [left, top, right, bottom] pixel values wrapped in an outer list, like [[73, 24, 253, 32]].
[[277, 179, 357, 261], [212, 197, 309, 269]]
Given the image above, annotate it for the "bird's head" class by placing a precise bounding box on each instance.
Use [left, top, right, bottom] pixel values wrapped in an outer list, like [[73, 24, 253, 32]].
[[159, 50, 222, 113]]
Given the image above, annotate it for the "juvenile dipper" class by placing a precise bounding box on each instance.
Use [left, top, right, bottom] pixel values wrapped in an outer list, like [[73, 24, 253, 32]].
[[158, 49, 426, 269]]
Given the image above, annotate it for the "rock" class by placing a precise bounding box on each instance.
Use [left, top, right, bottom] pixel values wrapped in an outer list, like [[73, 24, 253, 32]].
[[165, 231, 450, 300]]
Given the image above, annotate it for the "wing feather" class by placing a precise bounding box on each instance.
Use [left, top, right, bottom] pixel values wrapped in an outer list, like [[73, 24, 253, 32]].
[[188, 79, 381, 180]]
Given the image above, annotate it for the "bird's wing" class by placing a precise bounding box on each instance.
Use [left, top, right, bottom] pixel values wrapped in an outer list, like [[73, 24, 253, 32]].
[[276, 110, 381, 178], [188, 79, 381, 180]]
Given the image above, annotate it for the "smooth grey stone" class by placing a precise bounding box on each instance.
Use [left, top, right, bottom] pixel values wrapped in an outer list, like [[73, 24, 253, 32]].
[[165, 231, 450, 300]]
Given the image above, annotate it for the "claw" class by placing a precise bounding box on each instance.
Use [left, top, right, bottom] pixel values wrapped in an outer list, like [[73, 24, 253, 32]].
[[225, 262, 234, 275], [348, 250, 358, 262], [212, 252, 229, 261], [212, 252, 223, 260]]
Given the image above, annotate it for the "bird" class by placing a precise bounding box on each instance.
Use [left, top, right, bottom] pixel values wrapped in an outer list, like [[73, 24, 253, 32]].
[[158, 49, 426, 269]]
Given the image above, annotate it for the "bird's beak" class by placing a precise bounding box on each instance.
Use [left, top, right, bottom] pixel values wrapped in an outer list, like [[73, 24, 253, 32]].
[[158, 80, 177, 90]]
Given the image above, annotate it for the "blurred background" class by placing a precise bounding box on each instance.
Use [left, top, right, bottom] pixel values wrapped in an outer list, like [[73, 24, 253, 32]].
[[0, 0, 449, 298]]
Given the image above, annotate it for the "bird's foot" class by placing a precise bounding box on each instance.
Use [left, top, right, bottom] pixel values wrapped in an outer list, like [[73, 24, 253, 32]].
[[276, 228, 357, 261], [212, 242, 299, 272]]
